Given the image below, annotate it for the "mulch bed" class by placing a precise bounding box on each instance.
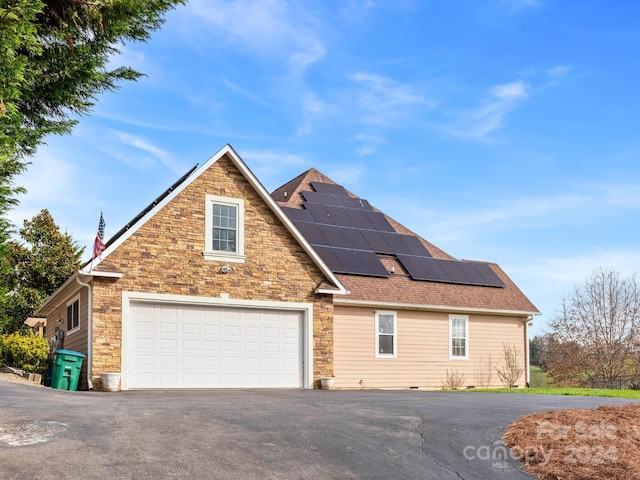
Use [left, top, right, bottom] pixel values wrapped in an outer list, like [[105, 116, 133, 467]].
[[503, 403, 640, 479]]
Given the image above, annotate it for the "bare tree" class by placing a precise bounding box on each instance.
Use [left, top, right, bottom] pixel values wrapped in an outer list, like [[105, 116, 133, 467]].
[[547, 268, 640, 388], [495, 343, 524, 388]]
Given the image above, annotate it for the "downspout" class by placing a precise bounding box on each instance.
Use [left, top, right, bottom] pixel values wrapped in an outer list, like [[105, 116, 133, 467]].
[[525, 315, 532, 387], [76, 275, 94, 390]]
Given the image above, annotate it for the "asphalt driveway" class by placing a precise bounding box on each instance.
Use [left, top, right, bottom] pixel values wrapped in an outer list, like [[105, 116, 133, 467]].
[[1, 382, 638, 480]]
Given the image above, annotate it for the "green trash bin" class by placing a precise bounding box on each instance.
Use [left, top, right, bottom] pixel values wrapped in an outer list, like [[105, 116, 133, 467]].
[[50, 349, 86, 391]]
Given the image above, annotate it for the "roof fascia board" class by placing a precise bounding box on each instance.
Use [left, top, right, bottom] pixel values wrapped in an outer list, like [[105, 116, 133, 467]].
[[334, 298, 540, 317]]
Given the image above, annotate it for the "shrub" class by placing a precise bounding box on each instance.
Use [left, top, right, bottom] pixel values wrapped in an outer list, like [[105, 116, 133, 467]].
[[1, 331, 50, 374], [442, 368, 466, 390]]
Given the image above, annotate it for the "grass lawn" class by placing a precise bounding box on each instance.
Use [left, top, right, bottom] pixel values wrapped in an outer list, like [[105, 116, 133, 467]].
[[468, 387, 640, 398], [462, 365, 640, 398]]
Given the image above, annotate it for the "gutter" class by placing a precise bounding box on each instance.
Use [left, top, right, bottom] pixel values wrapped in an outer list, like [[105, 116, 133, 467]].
[[334, 298, 540, 317], [525, 315, 533, 387], [76, 275, 94, 390]]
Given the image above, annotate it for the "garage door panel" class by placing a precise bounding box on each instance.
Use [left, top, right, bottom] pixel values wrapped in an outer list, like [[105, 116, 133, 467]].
[[245, 356, 260, 368], [204, 324, 220, 335], [136, 321, 154, 332], [159, 338, 177, 350], [182, 355, 198, 367], [182, 323, 199, 335], [136, 338, 154, 350], [203, 356, 219, 367], [181, 338, 197, 349], [128, 302, 303, 389], [159, 322, 177, 333]]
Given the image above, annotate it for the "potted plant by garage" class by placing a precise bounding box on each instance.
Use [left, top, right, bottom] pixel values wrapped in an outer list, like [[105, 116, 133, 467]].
[[320, 377, 335, 389], [101, 372, 121, 392]]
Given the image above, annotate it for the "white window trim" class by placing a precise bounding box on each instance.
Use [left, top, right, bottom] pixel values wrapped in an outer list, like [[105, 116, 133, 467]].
[[449, 314, 469, 360], [204, 194, 246, 263], [375, 310, 397, 359], [66, 295, 81, 335]]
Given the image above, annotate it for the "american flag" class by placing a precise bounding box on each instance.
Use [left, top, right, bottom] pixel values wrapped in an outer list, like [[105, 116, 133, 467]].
[[93, 212, 106, 258]]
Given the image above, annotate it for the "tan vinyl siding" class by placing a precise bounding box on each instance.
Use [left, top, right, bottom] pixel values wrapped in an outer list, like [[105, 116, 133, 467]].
[[334, 305, 527, 389], [44, 283, 90, 390]]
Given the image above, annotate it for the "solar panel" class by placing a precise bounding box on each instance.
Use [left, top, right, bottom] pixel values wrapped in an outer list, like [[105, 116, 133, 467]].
[[333, 247, 365, 274], [457, 262, 488, 285], [303, 203, 333, 225], [294, 222, 326, 246], [301, 191, 342, 206], [333, 248, 389, 277], [398, 256, 449, 282], [281, 207, 312, 223], [364, 211, 395, 232], [354, 250, 391, 277], [324, 205, 356, 228], [340, 196, 372, 210], [396, 255, 504, 287], [473, 262, 505, 287], [360, 199, 373, 210], [312, 246, 342, 272], [339, 227, 370, 250], [345, 208, 376, 230], [283, 185, 503, 287], [317, 224, 350, 248], [311, 182, 350, 196], [399, 235, 432, 257], [438, 259, 468, 284], [361, 230, 393, 254]]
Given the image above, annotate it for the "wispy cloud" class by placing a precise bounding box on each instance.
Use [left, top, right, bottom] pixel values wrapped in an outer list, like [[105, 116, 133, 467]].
[[222, 77, 272, 109], [350, 72, 430, 126], [547, 65, 571, 78], [384, 178, 640, 247], [297, 91, 334, 135], [353, 133, 386, 156], [182, 0, 326, 73], [110, 131, 185, 175], [445, 80, 529, 142], [520, 248, 640, 289]]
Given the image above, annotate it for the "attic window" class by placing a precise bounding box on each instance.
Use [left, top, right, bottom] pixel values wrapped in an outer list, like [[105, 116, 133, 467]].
[[204, 195, 246, 263]]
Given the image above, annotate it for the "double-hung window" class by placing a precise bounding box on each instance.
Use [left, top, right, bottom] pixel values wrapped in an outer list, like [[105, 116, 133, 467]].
[[375, 311, 397, 358], [449, 314, 469, 359], [204, 195, 245, 262], [67, 297, 80, 334]]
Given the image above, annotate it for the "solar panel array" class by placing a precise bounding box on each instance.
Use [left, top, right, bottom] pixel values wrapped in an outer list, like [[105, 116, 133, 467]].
[[283, 182, 504, 287]]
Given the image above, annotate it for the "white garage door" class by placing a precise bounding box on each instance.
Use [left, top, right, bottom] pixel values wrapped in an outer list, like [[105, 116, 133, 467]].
[[127, 301, 303, 389]]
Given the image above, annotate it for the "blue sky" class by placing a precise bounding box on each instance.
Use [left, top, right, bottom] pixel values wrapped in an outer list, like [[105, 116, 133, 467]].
[[9, 0, 640, 336]]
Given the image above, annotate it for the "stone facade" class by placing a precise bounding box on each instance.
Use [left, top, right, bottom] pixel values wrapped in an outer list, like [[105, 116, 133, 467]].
[[88, 153, 334, 388]]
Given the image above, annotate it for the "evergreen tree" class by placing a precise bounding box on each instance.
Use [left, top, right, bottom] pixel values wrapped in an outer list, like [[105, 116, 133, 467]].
[[0, 0, 185, 235], [0, 209, 84, 333]]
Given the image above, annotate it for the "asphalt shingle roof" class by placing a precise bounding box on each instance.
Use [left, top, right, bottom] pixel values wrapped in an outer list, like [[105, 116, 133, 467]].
[[273, 169, 539, 314]]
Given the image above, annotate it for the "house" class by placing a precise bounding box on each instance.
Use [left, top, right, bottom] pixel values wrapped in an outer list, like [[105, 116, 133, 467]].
[[35, 144, 539, 391]]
